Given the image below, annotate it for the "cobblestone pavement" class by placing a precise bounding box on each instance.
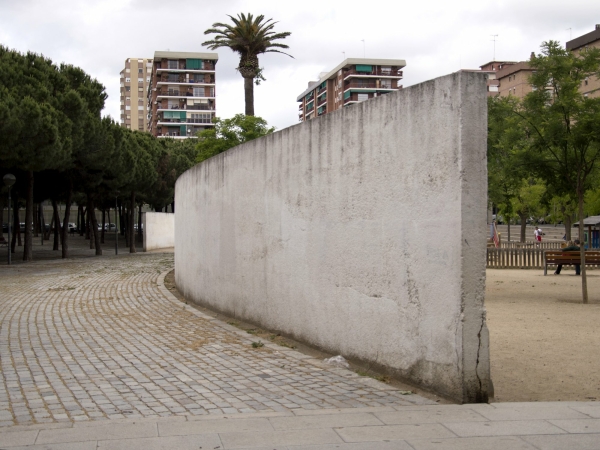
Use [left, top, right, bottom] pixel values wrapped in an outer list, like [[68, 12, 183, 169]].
[[0, 253, 434, 428]]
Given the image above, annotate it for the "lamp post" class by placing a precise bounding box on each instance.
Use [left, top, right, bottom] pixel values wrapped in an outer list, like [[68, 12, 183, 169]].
[[115, 191, 119, 255], [3, 174, 16, 265]]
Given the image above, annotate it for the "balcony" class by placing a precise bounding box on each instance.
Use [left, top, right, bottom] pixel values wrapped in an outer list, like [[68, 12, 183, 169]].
[[159, 74, 215, 84], [344, 80, 394, 90], [344, 67, 403, 79], [158, 103, 215, 111], [157, 88, 215, 98], [157, 62, 216, 72], [317, 95, 327, 107]]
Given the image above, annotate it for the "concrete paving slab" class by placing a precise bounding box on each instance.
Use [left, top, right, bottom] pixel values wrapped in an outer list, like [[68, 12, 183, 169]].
[[287, 442, 414, 450], [570, 405, 600, 418], [0, 429, 38, 447], [292, 406, 396, 416], [36, 422, 157, 444], [442, 419, 566, 437], [522, 433, 600, 450], [475, 404, 591, 421], [219, 428, 343, 448], [269, 412, 384, 430], [336, 423, 456, 442], [407, 436, 537, 450], [548, 418, 600, 433], [98, 434, 222, 450], [374, 408, 488, 424], [6, 442, 98, 450], [158, 417, 273, 436]]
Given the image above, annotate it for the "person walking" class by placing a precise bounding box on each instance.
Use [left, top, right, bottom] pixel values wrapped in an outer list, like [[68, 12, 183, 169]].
[[534, 226, 543, 245], [554, 239, 581, 275]]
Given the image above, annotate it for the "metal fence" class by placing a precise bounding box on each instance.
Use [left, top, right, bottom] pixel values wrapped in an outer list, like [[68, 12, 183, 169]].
[[500, 241, 563, 249]]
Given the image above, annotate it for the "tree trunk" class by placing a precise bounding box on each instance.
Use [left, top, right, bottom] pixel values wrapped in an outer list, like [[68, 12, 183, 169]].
[[88, 197, 102, 256], [47, 212, 55, 243], [11, 201, 19, 253], [137, 204, 143, 243], [123, 205, 129, 248], [38, 203, 45, 244], [507, 221, 511, 242], [23, 170, 34, 261], [51, 199, 60, 251], [119, 203, 125, 235], [34, 202, 39, 238], [519, 212, 527, 243], [244, 76, 254, 116], [564, 214, 572, 241], [101, 209, 106, 244], [61, 182, 73, 259], [578, 189, 588, 304], [78, 205, 84, 236], [129, 191, 136, 253]]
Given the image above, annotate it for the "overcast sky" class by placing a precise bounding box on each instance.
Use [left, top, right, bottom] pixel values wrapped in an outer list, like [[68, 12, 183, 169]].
[[0, 0, 597, 130]]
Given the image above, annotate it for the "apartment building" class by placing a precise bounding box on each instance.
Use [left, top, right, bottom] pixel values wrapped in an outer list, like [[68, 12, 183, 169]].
[[478, 61, 517, 96], [147, 51, 218, 138], [567, 24, 600, 98], [120, 58, 153, 131], [296, 58, 406, 122], [495, 59, 536, 98]]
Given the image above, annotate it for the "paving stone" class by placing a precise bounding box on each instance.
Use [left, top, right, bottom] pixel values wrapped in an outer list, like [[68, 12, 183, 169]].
[[220, 428, 343, 448], [442, 419, 566, 437], [407, 436, 537, 450], [98, 434, 222, 450], [269, 412, 383, 430], [0, 253, 432, 428], [335, 423, 456, 442]]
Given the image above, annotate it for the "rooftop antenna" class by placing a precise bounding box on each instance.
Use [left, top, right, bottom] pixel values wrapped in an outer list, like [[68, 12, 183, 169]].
[[490, 35, 498, 61], [567, 27, 572, 40], [361, 39, 365, 58], [342, 51, 346, 60]]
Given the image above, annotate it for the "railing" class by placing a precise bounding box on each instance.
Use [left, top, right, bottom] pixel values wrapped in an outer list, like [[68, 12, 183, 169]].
[[159, 63, 215, 71], [500, 241, 563, 249], [317, 96, 327, 106], [344, 68, 403, 77], [158, 103, 214, 111], [487, 248, 600, 269], [160, 76, 215, 83], [344, 80, 394, 90]]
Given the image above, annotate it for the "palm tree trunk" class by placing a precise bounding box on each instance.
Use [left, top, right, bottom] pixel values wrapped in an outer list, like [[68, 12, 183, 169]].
[[244, 77, 254, 116]]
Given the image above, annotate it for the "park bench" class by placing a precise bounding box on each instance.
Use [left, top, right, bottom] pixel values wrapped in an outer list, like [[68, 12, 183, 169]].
[[544, 250, 600, 275]]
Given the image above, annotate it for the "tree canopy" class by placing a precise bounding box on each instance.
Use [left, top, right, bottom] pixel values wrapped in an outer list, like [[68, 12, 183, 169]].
[[203, 13, 292, 116]]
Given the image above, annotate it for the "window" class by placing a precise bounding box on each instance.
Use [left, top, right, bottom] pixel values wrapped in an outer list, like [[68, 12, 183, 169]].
[[127, 115, 131, 119], [168, 60, 179, 69], [138, 106, 144, 110], [125, 68, 130, 73], [138, 87, 143, 92], [138, 68, 143, 74], [126, 105, 131, 110], [138, 79, 143, 84], [193, 87, 203, 97], [125, 86, 131, 92], [357, 93, 369, 102], [125, 78, 131, 83], [146, 77, 150, 82], [138, 59, 143, 63]]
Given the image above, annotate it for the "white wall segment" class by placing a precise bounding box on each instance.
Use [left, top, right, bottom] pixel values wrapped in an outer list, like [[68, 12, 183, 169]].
[[174, 72, 490, 403], [143, 212, 174, 251]]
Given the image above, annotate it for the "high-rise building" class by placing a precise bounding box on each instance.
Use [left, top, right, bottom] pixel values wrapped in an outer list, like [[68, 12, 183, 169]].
[[147, 51, 218, 139], [567, 24, 600, 98], [296, 58, 406, 122], [120, 58, 153, 131], [495, 59, 536, 98]]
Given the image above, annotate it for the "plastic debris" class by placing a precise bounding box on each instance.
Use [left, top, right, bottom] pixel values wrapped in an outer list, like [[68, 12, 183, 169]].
[[323, 355, 350, 368], [398, 390, 413, 395]]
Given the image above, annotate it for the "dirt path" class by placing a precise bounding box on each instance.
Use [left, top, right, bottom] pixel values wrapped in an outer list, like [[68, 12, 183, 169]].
[[486, 268, 600, 402]]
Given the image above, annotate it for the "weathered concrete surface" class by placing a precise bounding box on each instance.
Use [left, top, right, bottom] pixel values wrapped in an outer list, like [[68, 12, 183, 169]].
[[142, 212, 174, 251], [175, 71, 490, 403]]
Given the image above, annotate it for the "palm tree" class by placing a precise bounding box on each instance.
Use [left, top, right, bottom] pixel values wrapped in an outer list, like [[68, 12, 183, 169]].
[[203, 13, 292, 116]]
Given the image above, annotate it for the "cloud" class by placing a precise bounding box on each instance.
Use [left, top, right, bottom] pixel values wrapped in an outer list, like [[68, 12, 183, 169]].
[[0, 0, 597, 129]]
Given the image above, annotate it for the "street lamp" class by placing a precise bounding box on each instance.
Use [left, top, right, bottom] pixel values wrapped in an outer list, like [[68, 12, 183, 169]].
[[115, 191, 119, 255], [3, 174, 16, 265]]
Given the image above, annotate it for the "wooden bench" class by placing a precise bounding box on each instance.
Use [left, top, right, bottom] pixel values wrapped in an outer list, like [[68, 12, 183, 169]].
[[544, 250, 600, 275]]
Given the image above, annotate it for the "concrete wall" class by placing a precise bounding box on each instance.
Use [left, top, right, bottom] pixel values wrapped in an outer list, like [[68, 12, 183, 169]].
[[143, 212, 174, 251], [175, 72, 490, 403]]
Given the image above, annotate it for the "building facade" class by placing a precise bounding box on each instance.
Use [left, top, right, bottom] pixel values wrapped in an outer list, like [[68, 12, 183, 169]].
[[495, 60, 536, 98], [567, 24, 600, 98], [478, 61, 517, 96], [296, 58, 406, 122], [147, 51, 218, 138], [120, 58, 153, 131]]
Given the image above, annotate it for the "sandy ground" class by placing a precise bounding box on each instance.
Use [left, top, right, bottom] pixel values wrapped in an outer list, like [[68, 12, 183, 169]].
[[486, 268, 600, 403]]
